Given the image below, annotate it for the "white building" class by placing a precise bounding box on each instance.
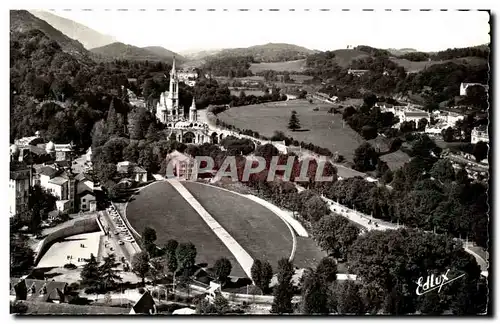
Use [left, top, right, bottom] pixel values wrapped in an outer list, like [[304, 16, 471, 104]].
[[471, 125, 489, 144], [9, 164, 30, 217], [117, 161, 148, 183], [156, 57, 213, 145], [347, 69, 369, 77], [156, 57, 181, 124], [460, 82, 489, 96]]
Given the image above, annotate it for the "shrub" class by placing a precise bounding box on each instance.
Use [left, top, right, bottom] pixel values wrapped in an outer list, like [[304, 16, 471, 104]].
[[64, 263, 77, 270]]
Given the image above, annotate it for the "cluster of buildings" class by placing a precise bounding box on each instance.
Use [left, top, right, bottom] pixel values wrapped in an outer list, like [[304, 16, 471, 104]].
[[9, 131, 151, 219], [9, 135, 96, 218], [177, 68, 198, 87], [376, 102, 431, 127]]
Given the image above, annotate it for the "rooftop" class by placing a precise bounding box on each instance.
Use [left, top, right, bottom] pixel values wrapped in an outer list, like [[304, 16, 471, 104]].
[[48, 176, 69, 186], [39, 166, 58, 178]]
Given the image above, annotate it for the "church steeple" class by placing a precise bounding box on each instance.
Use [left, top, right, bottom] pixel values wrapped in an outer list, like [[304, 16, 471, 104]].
[[170, 56, 177, 77], [189, 97, 197, 122]]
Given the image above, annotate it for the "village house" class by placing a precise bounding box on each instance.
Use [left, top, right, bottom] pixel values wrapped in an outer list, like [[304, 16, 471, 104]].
[[116, 161, 148, 183], [471, 125, 489, 144], [11, 278, 68, 304], [9, 163, 31, 218]]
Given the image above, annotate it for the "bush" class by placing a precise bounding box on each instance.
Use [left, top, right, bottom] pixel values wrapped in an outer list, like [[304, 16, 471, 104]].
[[64, 263, 77, 270], [137, 287, 145, 294]]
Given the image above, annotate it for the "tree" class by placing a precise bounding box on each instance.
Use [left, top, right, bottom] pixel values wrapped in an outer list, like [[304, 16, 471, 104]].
[[472, 141, 488, 162], [213, 258, 232, 284], [214, 293, 231, 315], [336, 281, 365, 314], [417, 118, 428, 131], [164, 239, 179, 274], [132, 251, 150, 285], [353, 142, 378, 172], [301, 270, 329, 314], [261, 261, 274, 294], [149, 257, 165, 286], [142, 227, 157, 256], [80, 254, 101, 291], [10, 234, 35, 276], [430, 159, 455, 183], [251, 259, 263, 290], [288, 110, 301, 131], [98, 253, 122, 291], [303, 195, 329, 222], [313, 215, 360, 259], [442, 126, 455, 142], [315, 257, 338, 285], [176, 242, 197, 274], [271, 258, 295, 314]]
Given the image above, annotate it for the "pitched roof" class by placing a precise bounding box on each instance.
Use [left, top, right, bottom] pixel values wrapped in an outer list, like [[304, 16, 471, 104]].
[[11, 278, 68, 303], [16, 301, 129, 315], [404, 111, 429, 117], [131, 291, 156, 314], [10, 170, 30, 180], [48, 176, 68, 186], [39, 166, 58, 178]]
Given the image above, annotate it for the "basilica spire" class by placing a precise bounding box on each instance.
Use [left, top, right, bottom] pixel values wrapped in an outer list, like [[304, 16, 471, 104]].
[[189, 96, 197, 122], [170, 56, 177, 76]]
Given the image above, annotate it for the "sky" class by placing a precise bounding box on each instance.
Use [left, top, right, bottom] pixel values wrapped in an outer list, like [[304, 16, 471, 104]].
[[48, 9, 491, 54]]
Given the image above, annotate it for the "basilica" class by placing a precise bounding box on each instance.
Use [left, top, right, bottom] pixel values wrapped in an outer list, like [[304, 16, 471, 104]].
[[156, 57, 213, 144]]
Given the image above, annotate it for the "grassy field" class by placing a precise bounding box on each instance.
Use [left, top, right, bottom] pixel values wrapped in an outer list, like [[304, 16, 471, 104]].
[[379, 150, 411, 170], [249, 59, 306, 73], [184, 182, 327, 270], [390, 56, 487, 72], [126, 181, 245, 277], [230, 89, 266, 96], [217, 99, 365, 162], [183, 182, 294, 270]]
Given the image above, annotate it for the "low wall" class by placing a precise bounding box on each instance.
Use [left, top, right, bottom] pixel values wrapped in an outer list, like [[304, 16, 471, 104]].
[[34, 216, 101, 265]]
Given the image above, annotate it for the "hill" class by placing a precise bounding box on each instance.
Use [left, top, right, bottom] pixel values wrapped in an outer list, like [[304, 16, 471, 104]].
[[214, 43, 318, 62], [386, 48, 418, 56], [249, 59, 307, 73], [90, 42, 181, 63], [391, 56, 488, 73], [10, 10, 91, 61], [328, 49, 371, 68], [142, 46, 185, 63], [180, 48, 223, 60], [28, 10, 117, 49]]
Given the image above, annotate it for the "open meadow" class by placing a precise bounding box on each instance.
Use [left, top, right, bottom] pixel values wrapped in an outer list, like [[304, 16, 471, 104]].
[[217, 99, 365, 162], [249, 59, 307, 73]]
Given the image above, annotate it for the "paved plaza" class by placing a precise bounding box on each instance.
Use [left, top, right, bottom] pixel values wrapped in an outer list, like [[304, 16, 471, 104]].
[[36, 232, 102, 268]]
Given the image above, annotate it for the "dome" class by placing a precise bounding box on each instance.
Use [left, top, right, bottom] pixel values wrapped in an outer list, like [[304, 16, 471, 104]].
[[45, 141, 55, 153], [10, 144, 19, 155]]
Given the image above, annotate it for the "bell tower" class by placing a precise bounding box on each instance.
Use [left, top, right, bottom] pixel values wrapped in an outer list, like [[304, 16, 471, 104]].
[[167, 56, 179, 121], [189, 97, 197, 122]]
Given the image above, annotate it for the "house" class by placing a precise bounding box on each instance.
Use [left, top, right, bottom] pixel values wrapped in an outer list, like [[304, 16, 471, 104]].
[[78, 190, 96, 212], [117, 161, 148, 183], [402, 111, 431, 123], [53, 144, 74, 162], [471, 125, 489, 144], [36, 165, 77, 213], [14, 131, 43, 147], [165, 150, 197, 180], [11, 278, 68, 304], [129, 291, 156, 314], [9, 165, 31, 217]]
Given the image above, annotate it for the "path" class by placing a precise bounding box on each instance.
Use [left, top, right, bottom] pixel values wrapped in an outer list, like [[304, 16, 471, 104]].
[[167, 179, 254, 279], [299, 185, 489, 276]]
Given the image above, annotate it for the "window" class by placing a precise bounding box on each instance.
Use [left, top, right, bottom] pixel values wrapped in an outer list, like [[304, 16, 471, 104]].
[[82, 198, 86, 203], [82, 204, 87, 209]]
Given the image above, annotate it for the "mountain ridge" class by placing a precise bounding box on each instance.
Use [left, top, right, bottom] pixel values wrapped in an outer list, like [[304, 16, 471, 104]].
[[28, 10, 117, 49]]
